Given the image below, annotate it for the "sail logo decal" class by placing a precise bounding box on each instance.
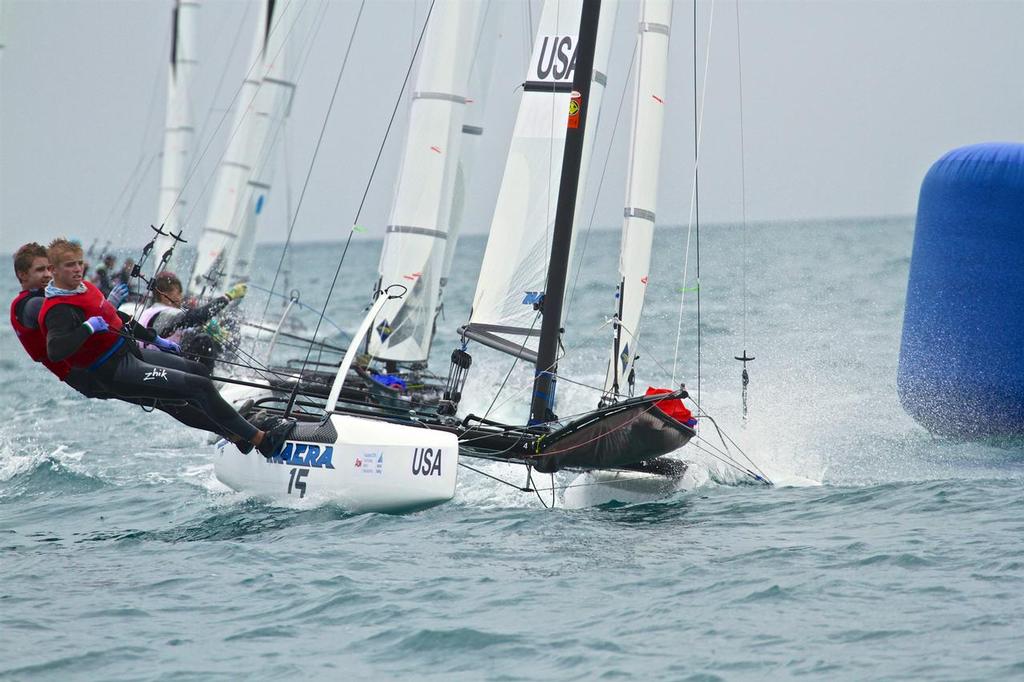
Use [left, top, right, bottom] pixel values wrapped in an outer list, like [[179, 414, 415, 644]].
[[531, 35, 577, 82], [376, 318, 392, 341], [268, 442, 335, 469], [411, 447, 442, 476], [620, 343, 631, 371], [355, 452, 384, 475]]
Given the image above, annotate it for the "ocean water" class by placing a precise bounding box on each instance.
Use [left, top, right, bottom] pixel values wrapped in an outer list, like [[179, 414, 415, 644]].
[[2, 218, 1023, 680]]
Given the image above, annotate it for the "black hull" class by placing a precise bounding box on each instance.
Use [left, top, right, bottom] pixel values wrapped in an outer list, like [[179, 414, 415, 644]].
[[531, 393, 695, 473]]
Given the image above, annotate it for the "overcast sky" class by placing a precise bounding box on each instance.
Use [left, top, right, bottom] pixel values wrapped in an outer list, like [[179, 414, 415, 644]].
[[1, 0, 1022, 255]]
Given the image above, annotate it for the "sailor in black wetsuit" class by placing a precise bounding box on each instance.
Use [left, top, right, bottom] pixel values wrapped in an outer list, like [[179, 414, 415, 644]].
[[9, 242, 246, 439], [137, 271, 245, 372], [38, 238, 293, 456]]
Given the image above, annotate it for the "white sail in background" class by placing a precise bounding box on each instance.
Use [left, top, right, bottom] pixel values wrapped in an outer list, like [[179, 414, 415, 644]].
[[190, 0, 296, 293], [464, 0, 617, 362], [152, 0, 198, 271], [369, 1, 484, 365], [224, 0, 297, 285], [604, 0, 671, 397]]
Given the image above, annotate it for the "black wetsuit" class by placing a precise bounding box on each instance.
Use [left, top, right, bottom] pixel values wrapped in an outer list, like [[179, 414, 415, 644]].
[[43, 302, 258, 442], [17, 291, 228, 436]]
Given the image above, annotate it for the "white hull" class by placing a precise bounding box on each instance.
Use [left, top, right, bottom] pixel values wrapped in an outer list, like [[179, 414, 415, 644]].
[[561, 464, 696, 508], [214, 414, 458, 513]]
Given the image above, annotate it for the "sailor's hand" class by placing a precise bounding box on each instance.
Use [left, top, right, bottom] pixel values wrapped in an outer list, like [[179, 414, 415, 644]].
[[83, 316, 109, 334], [224, 282, 247, 302], [204, 318, 227, 342], [153, 336, 181, 354], [106, 282, 130, 309]]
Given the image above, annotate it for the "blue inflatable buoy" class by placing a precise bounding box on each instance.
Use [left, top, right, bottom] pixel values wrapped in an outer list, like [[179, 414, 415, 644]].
[[898, 142, 1024, 438]]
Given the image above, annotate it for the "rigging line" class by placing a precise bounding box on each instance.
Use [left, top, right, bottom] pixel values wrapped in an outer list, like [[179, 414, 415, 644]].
[[117, 153, 161, 232], [458, 461, 535, 493], [455, 311, 542, 445], [671, 0, 715, 386], [696, 410, 769, 481], [564, 32, 638, 329], [528, 467, 553, 508], [259, 0, 369, 330], [245, 283, 346, 336], [98, 29, 168, 238], [688, 438, 765, 483], [284, 0, 434, 416], [734, 0, 749, 351], [672, 393, 767, 483], [694, 0, 702, 411]]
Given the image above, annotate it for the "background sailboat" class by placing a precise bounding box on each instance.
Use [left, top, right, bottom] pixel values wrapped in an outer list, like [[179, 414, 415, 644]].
[[150, 0, 199, 275], [189, 0, 298, 295]]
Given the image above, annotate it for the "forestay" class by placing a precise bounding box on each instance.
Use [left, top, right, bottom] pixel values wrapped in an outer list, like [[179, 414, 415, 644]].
[[369, 1, 484, 365], [605, 0, 672, 397], [463, 0, 617, 363]]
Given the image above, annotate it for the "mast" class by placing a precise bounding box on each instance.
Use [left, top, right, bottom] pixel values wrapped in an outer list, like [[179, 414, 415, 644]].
[[529, 0, 601, 425], [604, 0, 671, 398], [152, 0, 199, 272]]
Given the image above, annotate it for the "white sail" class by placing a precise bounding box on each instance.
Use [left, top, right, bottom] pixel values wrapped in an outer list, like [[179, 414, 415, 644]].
[[152, 0, 198, 271], [604, 0, 671, 397], [368, 1, 483, 364], [190, 0, 296, 293], [464, 0, 617, 362], [223, 0, 297, 285], [439, 1, 499, 297]]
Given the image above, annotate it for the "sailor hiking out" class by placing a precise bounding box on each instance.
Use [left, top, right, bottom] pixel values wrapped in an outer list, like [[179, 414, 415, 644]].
[[35, 238, 294, 455]]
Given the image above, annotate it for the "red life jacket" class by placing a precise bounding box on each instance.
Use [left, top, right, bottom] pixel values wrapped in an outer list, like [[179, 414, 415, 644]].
[[38, 281, 125, 369], [9, 290, 72, 380]]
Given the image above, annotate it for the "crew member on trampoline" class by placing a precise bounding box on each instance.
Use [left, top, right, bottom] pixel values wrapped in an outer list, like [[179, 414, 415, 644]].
[[10, 242, 250, 440], [137, 270, 244, 372], [38, 238, 292, 455]]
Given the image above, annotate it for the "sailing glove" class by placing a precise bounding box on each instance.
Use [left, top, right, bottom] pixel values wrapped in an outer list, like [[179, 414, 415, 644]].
[[224, 283, 247, 302], [153, 336, 181, 354], [106, 282, 130, 309], [83, 316, 109, 334], [204, 318, 227, 342]]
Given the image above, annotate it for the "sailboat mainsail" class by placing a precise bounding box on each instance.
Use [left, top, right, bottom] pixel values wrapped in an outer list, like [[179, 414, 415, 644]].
[[369, 1, 484, 366], [461, 0, 617, 364], [604, 0, 671, 399], [151, 0, 199, 271], [190, 0, 297, 294]]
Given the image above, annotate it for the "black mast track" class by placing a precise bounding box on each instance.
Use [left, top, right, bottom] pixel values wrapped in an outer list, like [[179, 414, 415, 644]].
[[529, 0, 602, 426]]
